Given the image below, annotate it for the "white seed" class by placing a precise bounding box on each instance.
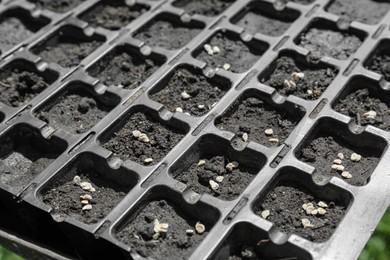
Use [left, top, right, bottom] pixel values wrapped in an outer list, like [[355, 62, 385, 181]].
[[350, 153, 361, 162], [198, 104, 205, 109], [264, 128, 273, 136], [226, 162, 238, 172], [181, 91, 191, 100], [318, 208, 327, 215], [90, 187, 96, 192], [180, 13, 191, 23], [363, 110, 377, 119], [184, 112, 191, 116], [291, 72, 305, 81], [186, 229, 194, 235], [268, 138, 279, 145], [195, 222, 206, 234], [305, 205, 315, 215], [73, 175, 81, 185], [302, 203, 313, 210], [138, 133, 150, 143], [333, 159, 342, 165], [80, 182, 93, 191], [310, 209, 318, 216], [176, 107, 183, 113], [154, 219, 169, 233], [302, 218, 313, 229], [132, 130, 141, 138], [207, 49, 214, 55], [212, 46, 220, 54], [204, 44, 212, 52], [215, 176, 224, 182], [261, 210, 270, 219], [144, 158, 153, 164], [81, 200, 89, 205], [80, 194, 92, 201], [341, 171, 352, 179], [307, 89, 313, 95], [223, 63, 231, 71], [284, 79, 296, 89], [198, 159, 206, 167], [337, 153, 344, 160], [209, 180, 219, 191], [242, 133, 249, 142], [332, 164, 345, 171], [125, 0, 136, 6], [318, 201, 328, 208], [82, 204, 92, 211]]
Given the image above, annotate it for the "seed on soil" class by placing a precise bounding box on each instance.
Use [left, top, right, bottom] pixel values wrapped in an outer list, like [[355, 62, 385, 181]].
[[264, 128, 273, 136], [350, 153, 361, 162], [283, 79, 296, 89], [332, 164, 345, 171], [302, 203, 313, 210], [213, 46, 220, 54], [180, 14, 192, 23], [132, 130, 141, 138], [73, 175, 81, 185], [176, 107, 183, 113], [268, 138, 279, 145], [363, 110, 377, 119], [305, 205, 315, 215], [341, 171, 352, 179], [204, 44, 212, 53], [144, 158, 153, 164], [310, 209, 318, 216], [153, 219, 169, 233], [198, 159, 206, 167], [318, 208, 327, 215], [226, 162, 238, 172], [302, 218, 313, 229], [337, 153, 344, 160], [181, 91, 191, 100], [80, 182, 93, 191], [209, 180, 219, 191], [333, 159, 342, 164], [291, 72, 305, 81], [80, 194, 92, 201], [223, 63, 231, 71], [82, 204, 92, 211], [138, 133, 150, 143], [261, 210, 270, 219], [215, 176, 224, 182], [186, 229, 194, 236], [242, 132, 249, 142], [81, 200, 89, 205], [198, 104, 205, 109], [125, 0, 136, 7], [195, 222, 205, 234], [307, 89, 313, 95], [318, 201, 328, 208]]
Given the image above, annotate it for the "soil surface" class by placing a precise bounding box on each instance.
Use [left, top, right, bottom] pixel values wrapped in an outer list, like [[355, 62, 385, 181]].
[[290, 0, 315, 4], [366, 49, 390, 81], [297, 136, 380, 186], [196, 32, 264, 73], [0, 17, 36, 54], [80, 2, 149, 30], [134, 19, 202, 50], [297, 27, 363, 60], [87, 50, 163, 90], [101, 112, 186, 165], [255, 183, 346, 242], [172, 0, 235, 16], [29, 0, 85, 13], [334, 88, 390, 131], [326, 0, 390, 25], [173, 155, 258, 200], [116, 200, 209, 260], [216, 97, 302, 147], [42, 169, 129, 224], [35, 88, 116, 134], [261, 56, 338, 100], [150, 68, 229, 116]]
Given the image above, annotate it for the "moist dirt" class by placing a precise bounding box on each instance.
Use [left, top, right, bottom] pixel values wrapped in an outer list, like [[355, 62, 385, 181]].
[[172, 0, 235, 16], [0, 17, 35, 54], [29, 0, 85, 13], [366, 50, 390, 81]]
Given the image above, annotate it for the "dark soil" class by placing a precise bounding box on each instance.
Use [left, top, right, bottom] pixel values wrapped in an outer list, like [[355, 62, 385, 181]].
[[172, 0, 235, 16], [297, 27, 363, 60], [173, 155, 257, 200], [365, 49, 390, 81], [297, 136, 380, 186], [101, 112, 186, 165], [150, 68, 229, 116], [326, 0, 390, 25], [87, 49, 163, 90], [216, 97, 302, 147], [334, 88, 390, 131], [0, 17, 35, 54], [255, 183, 346, 243], [116, 200, 209, 260], [260, 56, 338, 100], [290, 0, 315, 4], [35, 88, 117, 134], [28, 0, 85, 13], [80, 2, 149, 30], [134, 19, 203, 50], [196, 32, 265, 73]]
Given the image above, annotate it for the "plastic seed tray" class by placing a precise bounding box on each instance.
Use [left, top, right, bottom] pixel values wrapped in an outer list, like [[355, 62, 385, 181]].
[[0, 0, 389, 259]]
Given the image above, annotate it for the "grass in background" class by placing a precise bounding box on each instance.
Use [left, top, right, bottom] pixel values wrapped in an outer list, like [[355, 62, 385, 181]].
[[0, 247, 22, 260]]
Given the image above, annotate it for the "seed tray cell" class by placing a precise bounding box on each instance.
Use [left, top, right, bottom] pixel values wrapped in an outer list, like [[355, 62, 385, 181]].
[[172, 0, 236, 17], [28, 0, 86, 13], [364, 39, 390, 81]]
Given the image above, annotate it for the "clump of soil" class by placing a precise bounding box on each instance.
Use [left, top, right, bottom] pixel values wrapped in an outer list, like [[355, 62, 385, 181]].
[[255, 183, 346, 242], [0, 17, 37, 54], [134, 19, 203, 50], [150, 68, 229, 116], [326, 0, 390, 25], [365, 47, 390, 81], [80, 2, 149, 30], [260, 56, 337, 100], [173, 155, 257, 200], [334, 88, 390, 131], [216, 97, 302, 147], [87, 49, 163, 90], [297, 27, 363, 60], [196, 32, 265, 73], [35, 88, 117, 134], [116, 200, 209, 260], [297, 136, 380, 186], [172, 0, 235, 16], [101, 112, 186, 165], [28, 0, 85, 13]]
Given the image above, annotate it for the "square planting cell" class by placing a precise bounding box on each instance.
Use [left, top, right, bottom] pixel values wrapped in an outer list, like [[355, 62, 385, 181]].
[[259, 51, 338, 100], [79, 0, 149, 31], [253, 167, 352, 243], [34, 83, 120, 134], [295, 19, 366, 60], [290, 0, 315, 4], [172, 0, 235, 17], [169, 135, 266, 200], [365, 39, 390, 81], [326, 0, 390, 25], [149, 66, 231, 117], [28, 0, 85, 13], [333, 76, 390, 131], [100, 107, 188, 165], [194, 31, 268, 73], [0, 125, 66, 190], [296, 118, 386, 186], [114, 187, 219, 260], [0, 8, 49, 54], [231, 1, 300, 37], [210, 222, 312, 260], [31, 26, 105, 68], [40, 153, 138, 224], [0, 59, 58, 107], [133, 14, 204, 50], [86, 45, 166, 90], [215, 91, 305, 147]]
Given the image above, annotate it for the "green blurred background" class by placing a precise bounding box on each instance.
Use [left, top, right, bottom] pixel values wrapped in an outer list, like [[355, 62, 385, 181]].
[[0, 209, 389, 259]]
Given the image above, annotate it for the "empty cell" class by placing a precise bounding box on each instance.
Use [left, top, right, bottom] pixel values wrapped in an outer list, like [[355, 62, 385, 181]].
[[195, 31, 268, 73], [79, 0, 149, 30], [41, 153, 137, 224], [28, 0, 86, 13], [295, 19, 365, 60], [260, 52, 338, 100], [34, 83, 120, 134], [231, 1, 300, 37], [253, 167, 352, 243], [31, 26, 105, 68], [172, 0, 235, 16], [296, 118, 386, 186], [0, 60, 58, 107], [170, 135, 265, 200], [0, 125, 66, 190], [134, 15, 204, 50], [149, 66, 231, 116], [215, 92, 305, 147], [87, 45, 165, 90], [365, 40, 390, 81], [100, 108, 188, 165]]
